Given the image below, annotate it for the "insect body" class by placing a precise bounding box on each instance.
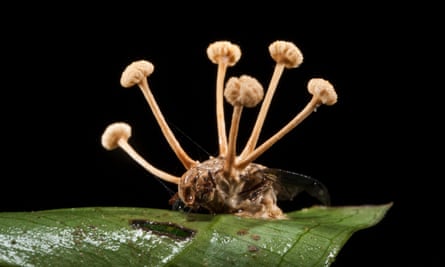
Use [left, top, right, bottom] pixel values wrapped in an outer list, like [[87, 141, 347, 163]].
[[177, 157, 330, 218], [101, 40, 337, 219]]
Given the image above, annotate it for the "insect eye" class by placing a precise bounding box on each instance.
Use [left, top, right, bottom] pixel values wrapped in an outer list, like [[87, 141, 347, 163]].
[[181, 187, 195, 204]]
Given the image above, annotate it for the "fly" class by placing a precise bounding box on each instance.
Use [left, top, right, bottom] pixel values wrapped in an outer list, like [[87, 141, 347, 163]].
[[101, 40, 338, 219], [170, 166, 330, 214]]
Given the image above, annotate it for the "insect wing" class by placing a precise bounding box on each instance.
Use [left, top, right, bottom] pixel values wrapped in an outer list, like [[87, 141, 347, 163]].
[[263, 168, 331, 206]]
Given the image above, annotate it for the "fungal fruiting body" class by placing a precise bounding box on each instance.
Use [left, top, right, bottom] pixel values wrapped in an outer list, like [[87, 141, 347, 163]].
[[101, 40, 338, 219]]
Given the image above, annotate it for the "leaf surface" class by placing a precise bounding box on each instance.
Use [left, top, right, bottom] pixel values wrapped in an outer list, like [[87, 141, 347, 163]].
[[0, 203, 392, 267]]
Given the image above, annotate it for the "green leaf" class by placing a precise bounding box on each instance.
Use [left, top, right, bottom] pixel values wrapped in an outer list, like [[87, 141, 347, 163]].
[[0, 203, 392, 267]]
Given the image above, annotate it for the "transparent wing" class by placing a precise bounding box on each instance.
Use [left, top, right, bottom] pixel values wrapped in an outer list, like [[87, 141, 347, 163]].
[[263, 168, 331, 206]]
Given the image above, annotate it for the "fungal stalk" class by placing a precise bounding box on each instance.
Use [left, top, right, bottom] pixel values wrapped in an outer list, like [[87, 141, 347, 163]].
[[102, 40, 337, 219], [101, 122, 180, 184], [239, 41, 304, 159], [207, 41, 241, 156], [223, 75, 264, 180], [120, 60, 196, 169]]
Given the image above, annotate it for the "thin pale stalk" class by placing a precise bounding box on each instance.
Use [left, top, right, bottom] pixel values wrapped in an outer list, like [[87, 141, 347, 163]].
[[239, 63, 285, 159], [118, 139, 180, 184], [139, 78, 196, 169], [237, 96, 319, 169], [216, 63, 229, 156], [224, 105, 243, 180]]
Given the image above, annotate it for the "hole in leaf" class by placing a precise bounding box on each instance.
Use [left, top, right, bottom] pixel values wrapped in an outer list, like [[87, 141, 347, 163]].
[[130, 219, 196, 240]]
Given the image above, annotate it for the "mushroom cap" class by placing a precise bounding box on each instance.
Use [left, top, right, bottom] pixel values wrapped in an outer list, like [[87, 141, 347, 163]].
[[207, 41, 241, 66], [269, 40, 303, 68], [224, 75, 264, 107], [307, 78, 338, 105], [120, 60, 154, 88], [101, 122, 132, 150]]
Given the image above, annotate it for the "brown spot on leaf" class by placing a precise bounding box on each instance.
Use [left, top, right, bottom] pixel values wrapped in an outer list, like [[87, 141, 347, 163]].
[[248, 245, 259, 252], [236, 229, 249, 235], [251, 234, 261, 241]]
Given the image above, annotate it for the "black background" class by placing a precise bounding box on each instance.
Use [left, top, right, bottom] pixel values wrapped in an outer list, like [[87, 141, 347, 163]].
[[1, 3, 441, 266]]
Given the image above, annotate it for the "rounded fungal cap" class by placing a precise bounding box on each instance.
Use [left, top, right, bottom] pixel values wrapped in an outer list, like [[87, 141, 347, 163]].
[[269, 40, 303, 68], [224, 75, 264, 107], [307, 78, 338, 105], [207, 41, 241, 66], [120, 60, 154, 88], [101, 122, 132, 150]]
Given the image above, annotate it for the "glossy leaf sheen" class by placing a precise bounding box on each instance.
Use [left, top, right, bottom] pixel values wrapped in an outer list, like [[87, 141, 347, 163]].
[[0, 203, 392, 266]]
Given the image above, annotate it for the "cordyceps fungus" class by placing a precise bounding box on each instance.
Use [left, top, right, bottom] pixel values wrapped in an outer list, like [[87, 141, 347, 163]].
[[101, 40, 338, 219], [101, 122, 180, 184]]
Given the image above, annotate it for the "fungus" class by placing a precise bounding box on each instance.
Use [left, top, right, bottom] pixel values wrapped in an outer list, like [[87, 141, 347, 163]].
[[101, 122, 180, 184], [102, 40, 337, 219], [120, 60, 196, 169]]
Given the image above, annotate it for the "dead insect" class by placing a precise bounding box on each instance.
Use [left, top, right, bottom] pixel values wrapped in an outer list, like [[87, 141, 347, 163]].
[[101, 40, 337, 219]]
